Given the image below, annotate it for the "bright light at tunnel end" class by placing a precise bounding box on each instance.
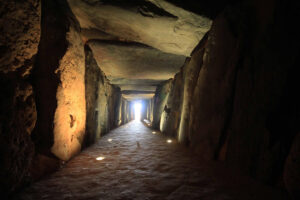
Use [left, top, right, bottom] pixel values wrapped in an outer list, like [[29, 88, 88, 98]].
[[134, 101, 142, 121]]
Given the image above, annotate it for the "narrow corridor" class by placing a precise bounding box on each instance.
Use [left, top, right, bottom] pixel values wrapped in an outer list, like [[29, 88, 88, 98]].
[[16, 121, 286, 200]]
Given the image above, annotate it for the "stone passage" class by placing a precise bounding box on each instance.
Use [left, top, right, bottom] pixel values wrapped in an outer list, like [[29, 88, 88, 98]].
[[16, 121, 287, 200]]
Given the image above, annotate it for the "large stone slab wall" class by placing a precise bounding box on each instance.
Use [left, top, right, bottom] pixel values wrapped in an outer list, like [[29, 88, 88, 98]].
[[153, 0, 300, 197], [84, 45, 123, 147], [33, 0, 85, 162], [0, 0, 41, 195]]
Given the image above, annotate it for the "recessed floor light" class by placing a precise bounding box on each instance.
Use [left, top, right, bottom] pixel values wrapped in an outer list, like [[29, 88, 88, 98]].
[[167, 139, 172, 143], [96, 156, 105, 161], [108, 138, 112, 142], [152, 131, 156, 134]]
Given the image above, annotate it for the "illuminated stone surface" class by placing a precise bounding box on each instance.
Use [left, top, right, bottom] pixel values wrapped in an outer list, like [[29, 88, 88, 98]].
[[1, 0, 300, 198], [17, 121, 286, 200], [51, 25, 86, 161], [66, 0, 212, 100], [88, 40, 186, 82], [67, 0, 211, 56]]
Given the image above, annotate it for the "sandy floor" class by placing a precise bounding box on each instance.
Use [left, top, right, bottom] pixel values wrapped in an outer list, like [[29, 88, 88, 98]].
[[15, 121, 288, 200]]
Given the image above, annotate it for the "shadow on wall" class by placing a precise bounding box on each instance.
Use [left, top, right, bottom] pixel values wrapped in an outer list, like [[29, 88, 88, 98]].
[[0, 0, 133, 196], [151, 0, 300, 198], [84, 45, 123, 148], [0, 0, 40, 196], [31, 0, 86, 181], [31, 0, 133, 177]]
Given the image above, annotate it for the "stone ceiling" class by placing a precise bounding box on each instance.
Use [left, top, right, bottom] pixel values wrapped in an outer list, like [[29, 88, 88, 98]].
[[67, 0, 212, 100]]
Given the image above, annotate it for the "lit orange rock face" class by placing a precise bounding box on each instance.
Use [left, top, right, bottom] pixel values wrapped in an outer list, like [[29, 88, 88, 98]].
[[51, 27, 86, 161]]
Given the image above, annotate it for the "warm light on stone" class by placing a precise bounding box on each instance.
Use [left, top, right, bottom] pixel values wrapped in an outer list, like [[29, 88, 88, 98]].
[[96, 156, 105, 161], [51, 32, 86, 161], [167, 139, 172, 143], [152, 131, 156, 134], [108, 138, 112, 142]]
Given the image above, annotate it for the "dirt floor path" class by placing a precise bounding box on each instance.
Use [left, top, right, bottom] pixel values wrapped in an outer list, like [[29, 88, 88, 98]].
[[16, 121, 288, 200]]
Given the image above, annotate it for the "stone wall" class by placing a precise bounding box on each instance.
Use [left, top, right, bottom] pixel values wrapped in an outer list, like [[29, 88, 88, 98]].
[[96, 72, 121, 138], [121, 99, 133, 124], [84, 45, 101, 147], [152, 80, 172, 129], [32, 0, 128, 174], [159, 71, 183, 137], [0, 0, 41, 195], [32, 0, 85, 163], [0, 0, 129, 195], [141, 99, 154, 122], [153, 0, 300, 197], [84, 44, 122, 146]]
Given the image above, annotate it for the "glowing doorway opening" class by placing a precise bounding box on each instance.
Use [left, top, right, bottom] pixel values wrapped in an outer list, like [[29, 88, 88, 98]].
[[134, 102, 142, 121]]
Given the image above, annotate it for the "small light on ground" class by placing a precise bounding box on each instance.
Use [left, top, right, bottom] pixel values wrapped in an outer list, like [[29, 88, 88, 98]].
[[96, 156, 105, 161], [152, 131, 156, 134], [167, 139, 172, 143], [108, 138, 112, 142]]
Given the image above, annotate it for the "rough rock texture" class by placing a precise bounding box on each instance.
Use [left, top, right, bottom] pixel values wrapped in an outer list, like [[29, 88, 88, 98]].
[[122, 93, 155, 101], [152, 80, 172, 129], [87, 40, 185, 100], [96, 70, 122, 139], [28, 0, 129, 186], [141, 99, 154, 122], [32, 0, 85, 162], [156, 50, 200, 141], [51, 18, 86, 161], [0, 79, 37, 195], [88, 41, 186, 81], [154, 43, 205, 142], [67, 0, 211, 56], [188, 14, 239, 160], [163, 0, 240, 19], [177, 38, 207, 143], [0, 0, 41, 76], [153, 0, 300, 197], [112, 78, 164, 101], [84, 46, 101, 147], [0, 0, 41, 195], [120, 98, 134, 124], [222, 1, 300, 191], [66, 0, 213, 101], [119, 85, 156, 92], [2, 0, 299, 198], [160, 70, 183, 137], [147, 99, 154, 122]]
